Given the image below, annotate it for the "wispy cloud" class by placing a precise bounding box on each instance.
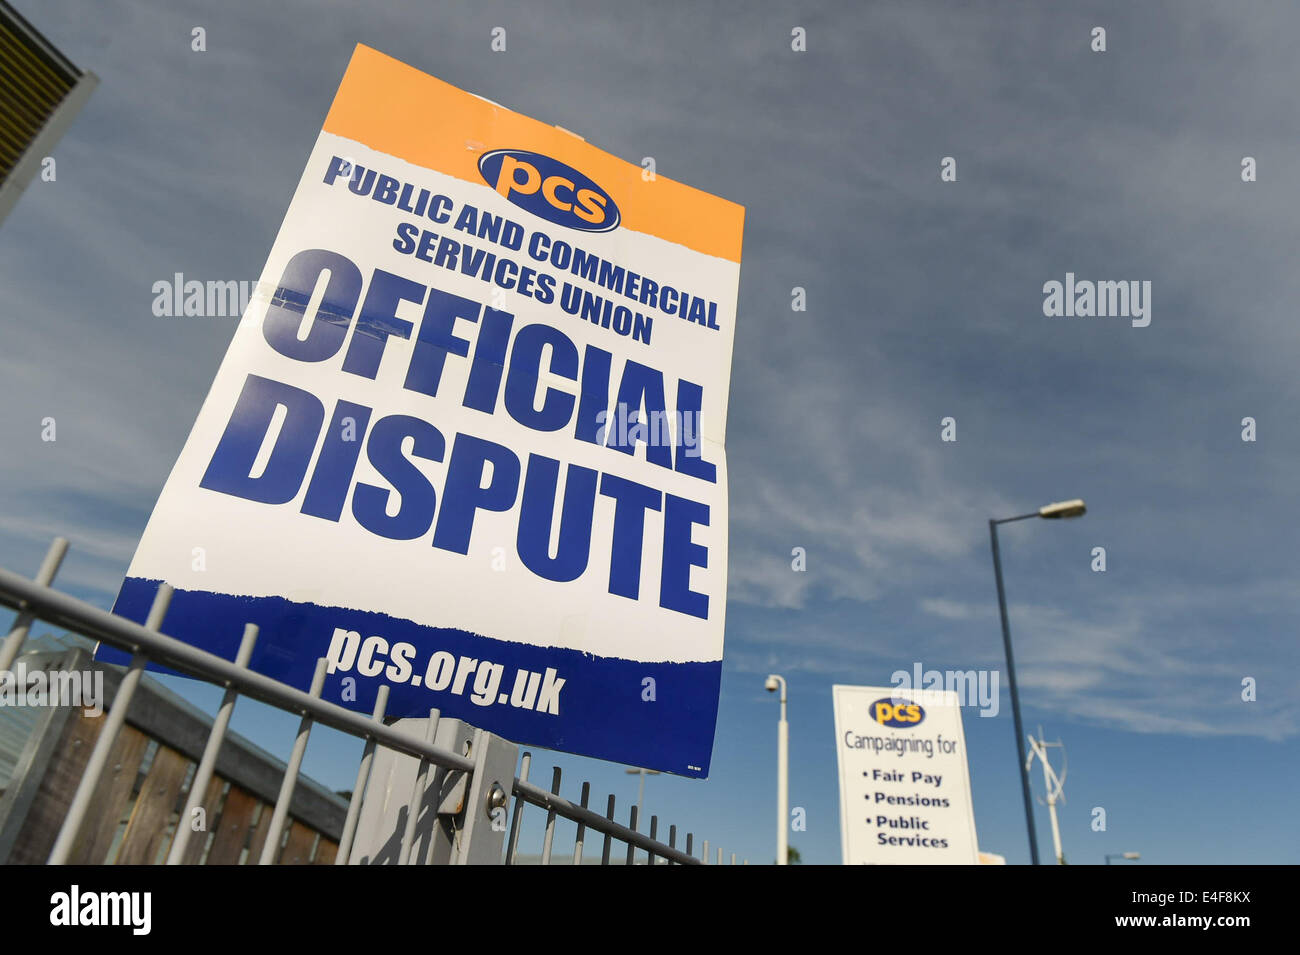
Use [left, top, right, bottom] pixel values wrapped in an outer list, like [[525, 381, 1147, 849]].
[[2, 0, 1297, 763]]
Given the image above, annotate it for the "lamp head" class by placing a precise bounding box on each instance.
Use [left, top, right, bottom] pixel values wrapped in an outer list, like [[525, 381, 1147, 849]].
[[764, 675, 779, 692], [1039, 498, 1087, 519]]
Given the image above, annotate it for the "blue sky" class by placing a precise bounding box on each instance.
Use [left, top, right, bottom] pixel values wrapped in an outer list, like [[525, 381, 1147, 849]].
[[2, 0, 1297, 864]]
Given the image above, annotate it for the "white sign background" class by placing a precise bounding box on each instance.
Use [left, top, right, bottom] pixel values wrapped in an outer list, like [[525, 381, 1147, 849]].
[[106, 47, 744, 777], [833, 684, 980, 864]]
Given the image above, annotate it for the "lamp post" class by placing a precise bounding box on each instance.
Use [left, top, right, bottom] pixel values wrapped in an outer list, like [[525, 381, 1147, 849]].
[[624, 766, 661, 829], [765, 674, 788, 865], [990, 498, 1086, 866], [1105, 852, 1140, 865]]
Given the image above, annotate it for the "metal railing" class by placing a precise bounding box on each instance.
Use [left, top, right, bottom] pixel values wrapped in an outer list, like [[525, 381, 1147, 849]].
[[0, 538, 746, 865]]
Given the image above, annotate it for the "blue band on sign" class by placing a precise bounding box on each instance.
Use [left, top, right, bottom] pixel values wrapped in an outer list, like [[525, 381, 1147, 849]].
[[104, 577, 720, 777]]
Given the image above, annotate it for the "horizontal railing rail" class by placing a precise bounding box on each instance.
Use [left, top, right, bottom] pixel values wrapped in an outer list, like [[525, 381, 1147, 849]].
[[0, 539, 725, 865]]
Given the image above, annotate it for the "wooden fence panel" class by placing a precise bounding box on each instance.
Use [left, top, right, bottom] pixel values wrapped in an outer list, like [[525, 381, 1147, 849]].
[[7, 707, 103, 863], [178, 774, 226, 864], [313, 837, 338, 864], [116, 744, 190, 864], [245, 800, 273, 864], [70, 724, 150, 864], [279, 819, 316, 864], [0, 653, 350, 865], [204, 783, 259, 865]]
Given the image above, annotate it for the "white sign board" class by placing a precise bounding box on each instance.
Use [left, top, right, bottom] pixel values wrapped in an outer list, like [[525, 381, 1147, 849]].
[[104, 45, 744, 778], [832, 684, 980, 864]]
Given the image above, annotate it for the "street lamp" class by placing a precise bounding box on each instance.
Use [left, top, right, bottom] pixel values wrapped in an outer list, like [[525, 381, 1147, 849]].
[[624, 766, 661, 830], [989, 498, 1086, 866], [765, 674, 788, 865], [1106, 852, 1140, 865]]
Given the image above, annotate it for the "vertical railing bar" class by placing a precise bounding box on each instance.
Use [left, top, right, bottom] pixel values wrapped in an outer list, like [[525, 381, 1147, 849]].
[[399, 708, 440, 865], [259, 657, 328, 864], [731, 852, 736, 866], [702, 839, 709, 864], [0, 537, 68, 673], [422, 727, 471, 866], [540, 766, 561, 866], [668, 824, 677, 866], [600, 794, 615, 865], [648, 816, 658, 867], [48, 582, 172, 865], [625, 805, 638, 866], [334, 683, 390, 865], [166, 623, 258, 864], [504, 752, 531, 864], [685, 832, 693, 861], [572, 781, 590, 866], [452, 727, 490, 866], [717, 847, 723, 865], [421, 761, 451, 866]]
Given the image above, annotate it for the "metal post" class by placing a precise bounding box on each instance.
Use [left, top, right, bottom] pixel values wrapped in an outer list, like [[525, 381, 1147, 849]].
[[337, 714, 471, 865], [48, 583, 172, 865], [421, 719, 477, 865], [166, 623, 258, 864], [259, 657, 328, 864], [453, 727, 516, 864], [601, 794, 615, 865], [540, 766, 561, 865], [335, 684, 390, 864], [625, 806, 638, 866], [990, 519, 1041, 866], [648, 816, 658, 867], [505, 752, 531, 864], [573, 781, 590, 865], [398, 709, 440, 864], [637, 771, 645, 825], [0, 537, 67, 673], [777, 680, 788, 866]]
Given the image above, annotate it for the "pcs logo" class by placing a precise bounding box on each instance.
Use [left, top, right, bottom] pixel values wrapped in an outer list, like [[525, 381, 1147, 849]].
[[871, 698, 926, 728], [478, 149, 620, 234]]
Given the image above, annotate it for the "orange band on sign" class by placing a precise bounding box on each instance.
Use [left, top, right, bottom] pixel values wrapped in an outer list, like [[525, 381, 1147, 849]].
[[322, 45, 745, 263]]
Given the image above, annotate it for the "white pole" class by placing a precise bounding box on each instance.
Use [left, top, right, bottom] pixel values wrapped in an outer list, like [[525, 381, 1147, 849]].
[[777, 679, 788, 866], [1047, 796, 1063, 865], [1031, 734, 1066, 865], [636, 769, 646, 829], [1042, 751, 1064, 865]]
